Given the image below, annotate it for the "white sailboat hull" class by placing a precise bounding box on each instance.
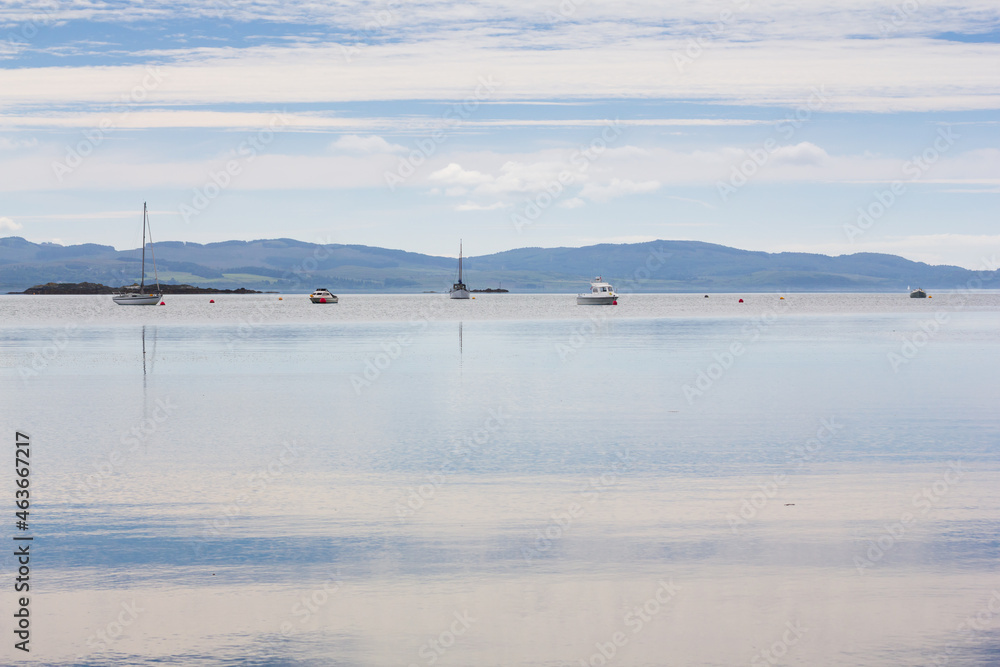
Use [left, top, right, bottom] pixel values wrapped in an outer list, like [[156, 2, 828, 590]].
[[113, 292, 162, 305], [450, 289, 470, 299]]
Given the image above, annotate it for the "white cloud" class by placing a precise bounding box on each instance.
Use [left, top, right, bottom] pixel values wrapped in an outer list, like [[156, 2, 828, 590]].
[[1, 1, 998, 43], [770, 142, 830, 167], [0, 139, 994, 195], [939, 187, 1000, 193], [580, 178, 661, 202], [330, 134, 405, 154], [429, 163, 493, 186], [455, 201, 508, 211], [475, 161, 571, 196], [604, 146, 652, 158], [13, 210, 159, 220], [0, 112, 774, 132], [0, 1, 995, 257], [0, 216, 23, 231], [666, 195, 716, 210], [0, 137, 37, 150], [0, 32, 998, 113]]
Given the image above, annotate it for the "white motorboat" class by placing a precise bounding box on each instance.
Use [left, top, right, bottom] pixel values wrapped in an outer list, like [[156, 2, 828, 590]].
[[309, 288, 339, 303], [449, 241, 470, 299], [113, 203, 162, 306], [577, 277, 618, 305]]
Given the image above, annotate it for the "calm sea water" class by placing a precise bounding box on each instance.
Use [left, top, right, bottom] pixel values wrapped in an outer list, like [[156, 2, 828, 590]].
[[1, 293, 999, 666]]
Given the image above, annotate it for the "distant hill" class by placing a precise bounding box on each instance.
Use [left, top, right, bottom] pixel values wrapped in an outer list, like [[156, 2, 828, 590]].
[[0, 236, 995, 293]]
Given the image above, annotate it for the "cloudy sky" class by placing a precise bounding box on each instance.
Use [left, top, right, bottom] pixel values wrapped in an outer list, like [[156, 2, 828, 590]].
[[0, 0, 998, 267]]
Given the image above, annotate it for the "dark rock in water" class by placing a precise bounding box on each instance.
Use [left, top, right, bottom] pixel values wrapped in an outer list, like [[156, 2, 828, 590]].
[[159, 285, 262, 295], [15, 282, 116, 294], [11, 282, 262, 295]]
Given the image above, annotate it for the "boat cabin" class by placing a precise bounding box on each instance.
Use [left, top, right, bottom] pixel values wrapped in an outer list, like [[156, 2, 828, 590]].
[[591, 277, 613, 293]]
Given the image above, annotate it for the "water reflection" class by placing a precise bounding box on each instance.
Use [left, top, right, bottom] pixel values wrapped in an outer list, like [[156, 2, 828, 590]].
[[2, 301, 999, 665], [141, 325, 150, 379]]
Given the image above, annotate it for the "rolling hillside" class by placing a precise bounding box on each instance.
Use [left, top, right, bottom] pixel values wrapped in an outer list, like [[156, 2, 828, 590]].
[[1, 236, 995, 293]]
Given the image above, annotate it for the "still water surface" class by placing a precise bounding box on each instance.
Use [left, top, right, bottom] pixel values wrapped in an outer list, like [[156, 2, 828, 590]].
[[1, 293, 999, 665]]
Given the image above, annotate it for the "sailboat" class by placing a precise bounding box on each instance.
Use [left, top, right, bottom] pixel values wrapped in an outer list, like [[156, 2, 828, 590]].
[[113, 203, 163, 305], [449, 241, 470, 299]]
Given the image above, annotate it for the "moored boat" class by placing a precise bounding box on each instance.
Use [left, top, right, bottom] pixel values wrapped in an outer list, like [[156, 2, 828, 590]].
[[113, 203, 162, 306], [577, 277, 618, 305], [449, 241, 470, 299], [309, 288, 338, 303], [910, 287, 927, 298], [113, 286, 162, 306]]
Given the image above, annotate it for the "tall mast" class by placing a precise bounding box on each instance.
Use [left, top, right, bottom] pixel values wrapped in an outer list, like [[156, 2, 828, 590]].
[[146, 204, 160, 291], [140, 202, 147, 289], [458, 240, 463, 283]]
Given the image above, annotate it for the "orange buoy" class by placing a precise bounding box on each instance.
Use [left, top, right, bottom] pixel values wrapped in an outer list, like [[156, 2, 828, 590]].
[[278, 297, 283, 300]]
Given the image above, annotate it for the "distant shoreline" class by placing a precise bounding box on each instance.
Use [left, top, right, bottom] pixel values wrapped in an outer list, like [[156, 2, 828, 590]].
[[4, 237, 995, 294], [9, 282, 262, 295]]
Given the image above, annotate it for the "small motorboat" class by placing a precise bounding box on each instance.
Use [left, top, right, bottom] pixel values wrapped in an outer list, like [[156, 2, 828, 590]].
[[910, 287, 927, 298], [309, 288, 338, 303], [577, 277, 618, 305]]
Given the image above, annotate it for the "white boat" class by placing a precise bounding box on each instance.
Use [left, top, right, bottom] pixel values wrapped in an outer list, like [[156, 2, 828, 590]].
[[909, 287, 927, 298], [309, 288, 338, 303], [577, 276, 618, 305], [449, 241, 470, 299], [113, 203, 162, 306]]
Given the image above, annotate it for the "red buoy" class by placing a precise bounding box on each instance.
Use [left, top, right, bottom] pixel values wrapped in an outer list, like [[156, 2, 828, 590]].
[[209, 299, 215, 303], [612, 300, 618, 305], [320, 297, 327, 303], [739, 298, 744, 303], [159, 301, 165, 305]]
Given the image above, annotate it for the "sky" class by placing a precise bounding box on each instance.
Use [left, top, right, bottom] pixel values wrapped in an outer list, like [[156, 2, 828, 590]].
[[0, 0, 998, 268]]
